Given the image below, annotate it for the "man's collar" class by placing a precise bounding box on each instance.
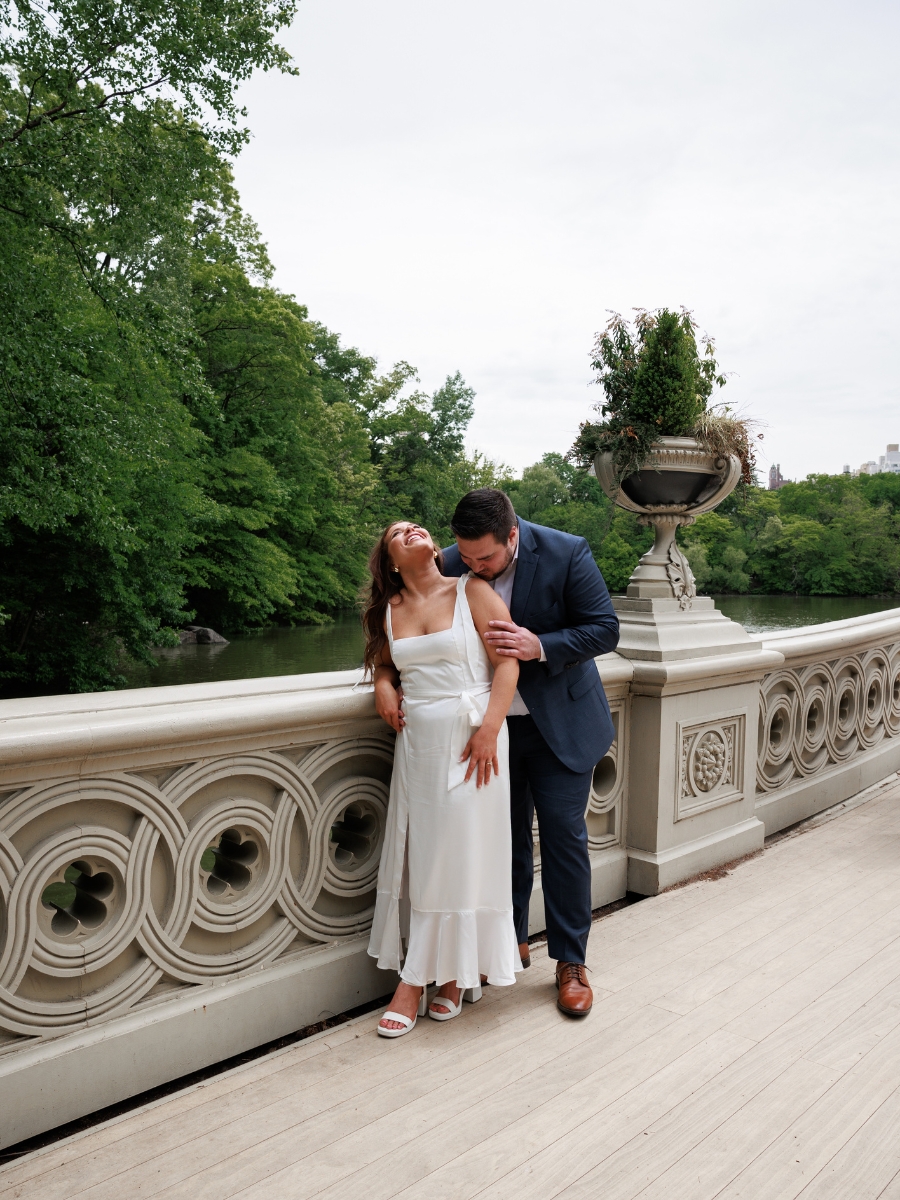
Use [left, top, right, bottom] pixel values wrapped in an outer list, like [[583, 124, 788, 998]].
[[515, 516, 537, 556]]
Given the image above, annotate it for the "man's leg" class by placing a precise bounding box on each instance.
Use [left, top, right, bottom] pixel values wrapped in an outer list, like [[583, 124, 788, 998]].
[[524, 725, 594, 966], [507, 715, 536, 949]]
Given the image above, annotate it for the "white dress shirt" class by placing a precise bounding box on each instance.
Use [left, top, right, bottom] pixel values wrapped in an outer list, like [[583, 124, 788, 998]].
[[486, 536, 546, 717]]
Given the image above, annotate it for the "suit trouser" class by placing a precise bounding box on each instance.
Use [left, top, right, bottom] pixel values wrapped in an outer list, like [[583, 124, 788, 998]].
[[507, 714, 594, 964]]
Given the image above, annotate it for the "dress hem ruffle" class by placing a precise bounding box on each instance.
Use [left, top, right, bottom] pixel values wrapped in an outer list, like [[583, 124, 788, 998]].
[[369, 891, 521, 988]]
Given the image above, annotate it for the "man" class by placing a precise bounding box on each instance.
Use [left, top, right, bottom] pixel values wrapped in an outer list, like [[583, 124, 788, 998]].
[[443, 488, 619, 1016]]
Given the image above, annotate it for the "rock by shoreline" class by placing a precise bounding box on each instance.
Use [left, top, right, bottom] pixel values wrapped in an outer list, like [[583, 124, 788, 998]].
[[178, 626, 229, 645]]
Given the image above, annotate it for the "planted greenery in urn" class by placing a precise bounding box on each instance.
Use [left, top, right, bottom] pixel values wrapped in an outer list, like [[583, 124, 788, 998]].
[[571, 309, 759, 607]]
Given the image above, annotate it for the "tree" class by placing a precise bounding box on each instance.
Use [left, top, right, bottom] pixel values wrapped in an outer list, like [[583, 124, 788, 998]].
[[365, 370, 507, 546], [185, 203, 381, 628], [678, 476, 900, 597], [0, 0, 297, 691]]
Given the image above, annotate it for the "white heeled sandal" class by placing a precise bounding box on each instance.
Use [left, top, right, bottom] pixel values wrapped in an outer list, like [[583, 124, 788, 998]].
[[377, 984, 430, 1037], [377, 1010, 417, 1038], [428, 983, 483, 1021]]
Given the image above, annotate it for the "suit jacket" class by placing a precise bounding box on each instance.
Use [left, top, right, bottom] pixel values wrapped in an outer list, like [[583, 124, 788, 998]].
[[442, 518, 620, 773]]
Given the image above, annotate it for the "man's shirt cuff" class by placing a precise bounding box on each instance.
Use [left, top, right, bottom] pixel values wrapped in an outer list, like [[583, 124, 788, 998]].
[[538, 640, 547, 663]]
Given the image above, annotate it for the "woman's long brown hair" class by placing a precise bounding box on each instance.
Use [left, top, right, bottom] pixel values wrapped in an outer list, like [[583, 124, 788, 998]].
[[361, 524, 445, 675]]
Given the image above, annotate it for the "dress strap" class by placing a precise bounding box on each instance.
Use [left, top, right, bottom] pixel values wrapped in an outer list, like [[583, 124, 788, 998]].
[[453, 572, 487, 686], [385, 598, 395, 649]]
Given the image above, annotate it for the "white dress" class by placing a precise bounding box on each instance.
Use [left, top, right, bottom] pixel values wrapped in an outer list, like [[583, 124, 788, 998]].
[[368, 574, 521, 989]]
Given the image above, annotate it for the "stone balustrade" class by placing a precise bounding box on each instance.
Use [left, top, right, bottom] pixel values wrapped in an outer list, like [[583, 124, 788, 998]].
[[755, 609, 900, 832], [1, 606, 899, 1147]]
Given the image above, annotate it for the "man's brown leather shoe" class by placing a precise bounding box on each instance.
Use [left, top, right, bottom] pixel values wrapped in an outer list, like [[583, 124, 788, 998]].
[[519, 942, 531, 969], [556, 962, 592, 1017]]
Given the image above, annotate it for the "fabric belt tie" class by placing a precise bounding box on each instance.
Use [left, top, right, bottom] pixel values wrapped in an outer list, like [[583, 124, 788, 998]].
[[405, 684, 492, 790]]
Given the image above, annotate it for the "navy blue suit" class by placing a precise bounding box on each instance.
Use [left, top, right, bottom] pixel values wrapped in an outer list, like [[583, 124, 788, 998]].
[[442, 518, 620, 962]]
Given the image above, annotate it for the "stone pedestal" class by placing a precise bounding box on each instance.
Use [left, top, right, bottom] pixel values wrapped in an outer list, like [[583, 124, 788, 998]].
[[616, 596, 784, 895], [615, 596, 759, 661]]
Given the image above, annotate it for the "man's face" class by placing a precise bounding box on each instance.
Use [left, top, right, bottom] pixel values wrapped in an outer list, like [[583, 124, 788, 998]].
[[455, 526, 517, 581]]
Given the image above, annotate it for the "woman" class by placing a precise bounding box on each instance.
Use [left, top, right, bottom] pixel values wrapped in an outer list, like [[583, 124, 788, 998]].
[[365, 520, 521, 1037]]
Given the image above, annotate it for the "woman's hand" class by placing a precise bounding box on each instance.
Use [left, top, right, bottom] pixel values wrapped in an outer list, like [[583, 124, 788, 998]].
[[461, 725, 500, 788], [374, 678, 405, 732]]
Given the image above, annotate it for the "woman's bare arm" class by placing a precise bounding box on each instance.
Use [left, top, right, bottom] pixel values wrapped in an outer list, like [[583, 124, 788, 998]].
[[373, 643, 404, 732], [461, 578, 519, 785]]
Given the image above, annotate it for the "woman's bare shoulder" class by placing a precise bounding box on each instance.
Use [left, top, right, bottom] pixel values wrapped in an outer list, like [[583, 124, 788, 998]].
[[465, 575, 509, 617], [464, 574, 493, 597]]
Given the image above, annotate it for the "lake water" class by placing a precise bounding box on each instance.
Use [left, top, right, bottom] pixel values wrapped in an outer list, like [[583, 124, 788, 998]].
[[122, 614, 366, 690], [121, 595, 900, 691], [713, 594, 897, 634]]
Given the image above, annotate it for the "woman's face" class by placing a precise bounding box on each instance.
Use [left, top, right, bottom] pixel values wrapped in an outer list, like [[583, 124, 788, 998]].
[[386, 522, 436, 573]]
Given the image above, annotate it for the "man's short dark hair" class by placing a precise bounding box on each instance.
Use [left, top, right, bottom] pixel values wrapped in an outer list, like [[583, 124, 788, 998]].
[[450, 488, 516, 543]]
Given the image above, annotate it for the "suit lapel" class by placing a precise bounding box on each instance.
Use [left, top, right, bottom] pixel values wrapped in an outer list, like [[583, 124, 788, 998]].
[[511, 519, 539, 624]]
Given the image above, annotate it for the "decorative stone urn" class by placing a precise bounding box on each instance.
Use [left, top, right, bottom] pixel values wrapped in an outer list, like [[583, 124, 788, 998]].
[[591, 436, 773, 897], [594, 436, 742, 608], [593, 435, 752, 661]]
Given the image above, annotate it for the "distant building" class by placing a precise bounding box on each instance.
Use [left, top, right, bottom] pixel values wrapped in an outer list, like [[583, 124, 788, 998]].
[[768, 463, 787, 490], [843, 447, 897, 478]]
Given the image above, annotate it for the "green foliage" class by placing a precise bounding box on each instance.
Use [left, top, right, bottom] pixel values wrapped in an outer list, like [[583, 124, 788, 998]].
[[680, 476, 900, 596], [0, 206, 204, 691], [183, 208, 380, 630], [1, 0, 296, 158], [571, 308, 727, 480], [365, 368, 509, 547], [629, 310, 706, 435], [0, 0, 297, 694], [8, 5, 894, 698]]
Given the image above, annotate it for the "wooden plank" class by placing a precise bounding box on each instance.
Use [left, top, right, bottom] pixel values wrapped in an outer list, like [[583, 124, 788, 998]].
[[590, 840, 900, 994], [151, 1000, 679, 1200], [630, 869, 900, 1013], [7, 974, 541, 1199], [304, 1031, 756, 1200], [555, 1048, 839, 1200], [59, 972, 557, 1200], [446, 877, 900, 1199], [453, 939, 900, 1200], [0, 1019, 369, 1193], [803, 973, 900, 1073], [794, 1084, 900, 1199], [712, 1021, 900, 1199], [631, 1057, 842, 1200], [873, 1168, 900, 1199]]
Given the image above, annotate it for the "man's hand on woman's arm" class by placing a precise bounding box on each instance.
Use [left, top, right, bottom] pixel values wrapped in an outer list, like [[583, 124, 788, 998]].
[[483, 620, 544, 661]]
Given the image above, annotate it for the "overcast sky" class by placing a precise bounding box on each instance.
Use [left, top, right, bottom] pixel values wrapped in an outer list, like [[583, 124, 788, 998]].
[[233, 0, 900, 481]]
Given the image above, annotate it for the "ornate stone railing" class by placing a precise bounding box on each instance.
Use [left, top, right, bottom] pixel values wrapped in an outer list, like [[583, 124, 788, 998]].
[[2, 605, 899, 1147], [755, 609, 900, 832], [0, 666, 630, 1146]]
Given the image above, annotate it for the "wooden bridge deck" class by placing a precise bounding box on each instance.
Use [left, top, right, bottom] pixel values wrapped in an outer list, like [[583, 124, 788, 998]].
[[4, 776, 900, 1200]]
